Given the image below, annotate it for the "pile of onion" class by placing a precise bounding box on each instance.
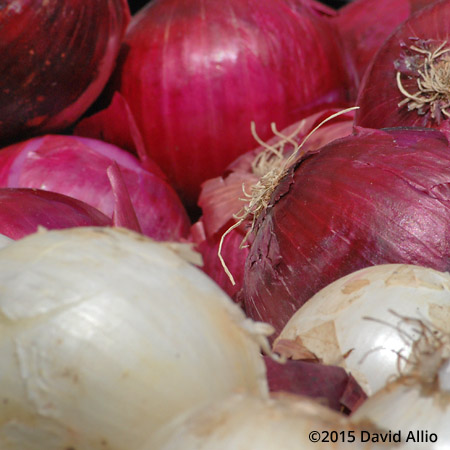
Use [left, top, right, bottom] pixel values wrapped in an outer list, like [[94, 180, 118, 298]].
[[0, 0, 130, 144], [0, 226, 271, 449], [0, 135, 190, 241], [242, 126, 450, 336], [78, 0, 354, 208]]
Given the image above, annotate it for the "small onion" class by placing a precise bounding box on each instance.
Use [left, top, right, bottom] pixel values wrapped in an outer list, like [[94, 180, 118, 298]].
[[144, 393, 385, 450], [355, 0, 450, 130], [243, 127, 450, 336], [0, 227, 270, 449], [0, 135, 190, 241], [88, 0, 353, 207], [0, 0, 130, 143], [0, 188, 111, 239], [274, 264, 450, 395]]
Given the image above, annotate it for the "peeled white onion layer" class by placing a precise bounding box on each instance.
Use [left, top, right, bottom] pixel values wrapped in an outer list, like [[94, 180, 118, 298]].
[[274, 264, 450, 395], [144, 393, 386, 450], [0, 227, 269, 449]]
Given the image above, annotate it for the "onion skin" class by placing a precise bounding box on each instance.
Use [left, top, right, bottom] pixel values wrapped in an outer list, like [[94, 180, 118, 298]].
[[355, 0, 450, 129], [264, 356, 367, 413], [0, 188, 111, 239], [103, 0, 353, 207], [243, 127, 450, 336], [0, 0, 130, 143], [0, 135, 190, 241]]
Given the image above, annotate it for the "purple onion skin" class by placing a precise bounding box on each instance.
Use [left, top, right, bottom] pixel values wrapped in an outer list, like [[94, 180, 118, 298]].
[[244, 127, 450, 336], [0, 188, 111, 240], [355, 0, 450, 129], [0, 135, 191, 241], [111, 0, 353, 208], [0, 0, 130, 143], [264, 357, 367, 413]]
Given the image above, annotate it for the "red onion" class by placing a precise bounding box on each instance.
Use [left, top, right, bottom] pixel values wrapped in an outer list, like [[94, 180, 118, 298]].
[[192, 109, 354, 300], [0, 188, 111, 239], [82, 0, 353, 208], [0, 135, 190, 241], [355, 0, 450, 129], [243, 127, 450, 337], [0, 0, 130, 143]]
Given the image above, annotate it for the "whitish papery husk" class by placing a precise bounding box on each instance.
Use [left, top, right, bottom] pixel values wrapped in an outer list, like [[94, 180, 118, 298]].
[[0, 234, 11, 249], [274, 264, 450, 395], [0, 227, 271, 449], [144, 393, 389, 450]]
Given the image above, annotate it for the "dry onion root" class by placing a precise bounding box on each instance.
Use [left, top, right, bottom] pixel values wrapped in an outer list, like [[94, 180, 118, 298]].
[[0, 226, 272, 449]]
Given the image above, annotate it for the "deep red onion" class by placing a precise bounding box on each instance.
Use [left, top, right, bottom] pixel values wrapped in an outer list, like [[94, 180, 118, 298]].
[[82, 0, 354, 208], [0, 135, 190, 241], [0, 0, 130, 143], [243, 127, 450, 337], [0, 188, 111, 240], [355, 0, 450, 130], [192, 109, 354, 300], [264, 357, 367, 413]]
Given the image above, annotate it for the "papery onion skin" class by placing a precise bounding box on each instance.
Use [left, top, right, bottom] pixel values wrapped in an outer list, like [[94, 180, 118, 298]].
[[104, 0, 353, 207], [0, 135, 190, 241], [0, 0, 130, 143], [0, 227, 268, 449], [243, 127, 450, 336], [0, 188, 111, 239], [264, 356, 367, 413], [355, 0, 450, 129]]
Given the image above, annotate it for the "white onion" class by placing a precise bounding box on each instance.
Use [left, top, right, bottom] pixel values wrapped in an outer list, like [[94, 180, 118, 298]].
[[274, 264, 450, 395], [352, 380, 449, 449], [144, 393, 386, 450], [0, 227, 270, 449]]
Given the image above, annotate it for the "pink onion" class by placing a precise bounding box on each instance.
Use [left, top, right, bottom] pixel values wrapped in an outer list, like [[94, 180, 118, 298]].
[[0, 188, 111, 239], [0, 0, 130, 143], [0, 135, 190, 241], [243, 127, 450, 337], [192, 109, 354, 300], [355, 0, 450, 129], [81, 0, 354, 208]]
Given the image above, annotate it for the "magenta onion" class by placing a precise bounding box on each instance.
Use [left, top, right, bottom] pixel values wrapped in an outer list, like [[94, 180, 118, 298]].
[[355, 0, 450, 129], [192, 109, 354, 300], [333, 0, 428, 88], [0, 135, 191, 241], [243, 127, 450, 336], [83, 0, 354, 208], [0, 188, 111, 239], [0, 0, 130, 143]]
